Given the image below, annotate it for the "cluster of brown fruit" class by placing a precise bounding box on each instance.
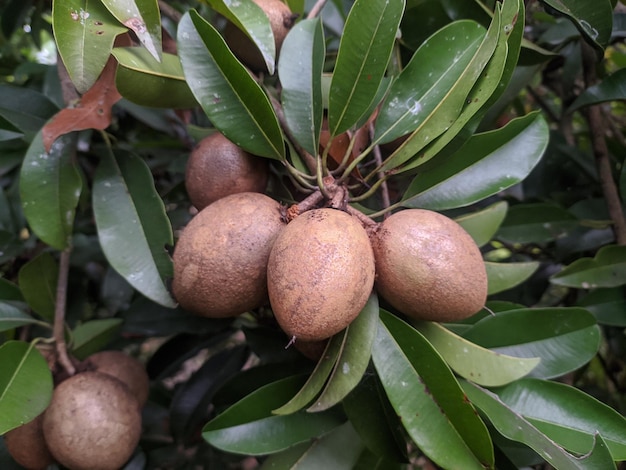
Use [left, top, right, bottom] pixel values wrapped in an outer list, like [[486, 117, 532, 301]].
[[4, 350, 149, 470], [172, 131, 488, 350]]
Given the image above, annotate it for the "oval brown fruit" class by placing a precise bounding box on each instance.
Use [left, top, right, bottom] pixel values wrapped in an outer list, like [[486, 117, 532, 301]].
[[82, 350, 150, 407], [224, 0, 295, 72], [4, 414, 55, 470], [268, 208, 375, 342], [42, 371, 141, 470], [185, 132, 269, 210], [172, 192, 285, 317], [371, 209, 487, 322]]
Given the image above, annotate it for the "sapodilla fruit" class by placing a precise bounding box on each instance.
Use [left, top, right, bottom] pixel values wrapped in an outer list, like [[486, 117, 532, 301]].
[[172, 192, 285, 317], [42, 371, 141, 470], [224, 0, 295, 72], [371, 209, 487, 322], [4, 414, 55, 470], [185, 132, 269, 210], [268, 208, 375, 342], [82, 350, 150, 407]]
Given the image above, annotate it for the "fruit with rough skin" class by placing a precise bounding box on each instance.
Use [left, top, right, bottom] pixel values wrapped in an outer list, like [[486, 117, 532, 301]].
[[224, 0, 296, 72], [42, 371, 141, 470], [185, 132, 269, 210], [4, 414, 55, 470], [268, 208, 375, 341], [371, 209, 487, 322], [82, 350, 150, 406], [172, 192, 285, 317]]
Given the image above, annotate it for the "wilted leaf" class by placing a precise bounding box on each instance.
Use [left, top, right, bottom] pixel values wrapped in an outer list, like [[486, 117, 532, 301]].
[[551, 244, 626, 289]]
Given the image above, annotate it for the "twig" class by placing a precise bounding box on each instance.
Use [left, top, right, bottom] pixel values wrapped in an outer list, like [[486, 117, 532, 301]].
[[54, 248, 76, 376], [581, 41, 626, 245], [158, 0, 182, 23], [369, 122, 391, 217], [307, 0, 328, 19]]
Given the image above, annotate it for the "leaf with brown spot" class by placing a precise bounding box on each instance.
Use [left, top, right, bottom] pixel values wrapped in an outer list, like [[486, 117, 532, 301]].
[[42, 58, 122, 152]]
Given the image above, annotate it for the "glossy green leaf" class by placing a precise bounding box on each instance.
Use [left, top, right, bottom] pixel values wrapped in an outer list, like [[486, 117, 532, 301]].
[[272, 333, 343, 415], [0, 341, 53, 434], [372, 310, 492, 469], [486, 261, 540, 295], [203, 375, 345, 455], [308, 294, 378, 412], [0, 85, 58, 133], [376, 15, 497, 171], [20, 131, 82, 250], [207, 0, 276, 74], [92, 150, 175, 307], [401, 112, 549, 211], [462, 307, 600, 379], [52, 0, 127, 93], [578, 288, 626, 327], [462, 381, 617, 470], [569, 68, 626, 112], [0, 302, 42, 332], [454, 201, 508, 247], [278, 18, 324, 156], [495, 378, 626, 460], [17, 252, 57, 321], [542, 0, 612, 50], [497, 203, 579, 244], [177, 10, 285, 159], [414, 321, 539, 387], [70, 318, 123, 360], [112, 47, 197, 108], [100, 0, 161, 61], [551, 244, 626, 289], [328, 0, 405, 136]]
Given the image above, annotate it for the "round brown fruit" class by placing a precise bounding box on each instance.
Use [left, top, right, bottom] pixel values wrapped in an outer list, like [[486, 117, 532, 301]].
[[185, 132, 269, 210], [42, 371, 141, 470], [224, 0, 295, 72], [268, 208, 375, 342], [172, 192, 285, 317], [82, 350, 150, 407], [371, 209, 487, 322], [4, 414, 55, 470]]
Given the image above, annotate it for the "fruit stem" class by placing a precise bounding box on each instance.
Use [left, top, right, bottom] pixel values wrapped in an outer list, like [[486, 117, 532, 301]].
[[54, 248, 76, 377], [345, 204, 377, 228]]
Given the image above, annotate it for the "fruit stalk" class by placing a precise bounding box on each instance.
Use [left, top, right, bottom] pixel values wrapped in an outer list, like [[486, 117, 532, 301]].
[[53, 248, 75, 376]]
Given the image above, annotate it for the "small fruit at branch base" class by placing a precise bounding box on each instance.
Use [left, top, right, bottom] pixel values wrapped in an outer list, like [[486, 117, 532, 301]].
[[224, 0, 296, 72], [4, 414, 55, 470], [42, 371, 141, 470], [185, 132, 269, 210], [82, 350, 150, 407], [371, 209, 487, 322], [268, 208, 375, 341], [172, 192, 285, 317]]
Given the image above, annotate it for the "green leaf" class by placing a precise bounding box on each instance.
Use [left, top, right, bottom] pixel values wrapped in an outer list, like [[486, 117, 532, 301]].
[[112, 47, 197, 108], [0, 341, 53, 434], [17, 252, 57, 321], [495, 378, 626, 460], [20, 131, 82, 250], [0, 302, 42, 332], [569, 68, 626, 112], [462, 307, 600, 379], [578, 288, 626, 327], [278, 18, 324, 157], [0, 85, 58, 133], [486, 261, 540, 295], [328, 0, 405, 136], [372, 310, 492, 469], [92, 150, 175, 307], [454, 201, 508, 247], [308, 293, 378, 412], [401, 112, 549, 211], [203, 375, 345, 455], [70, 318, 123, 360], [414, 321, 539, 387], [462, 381, 617, 470], [0, 279, 23, 302], [177, 10, 285, 160], [375, 16, 495, 169], [52, 0, 127, 93], [207, 0, 276, 74], [551, 244, 626, 288], [100, 0, 162, 61], [542, 0, 613, 50], [497, 203, 579, 244]]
